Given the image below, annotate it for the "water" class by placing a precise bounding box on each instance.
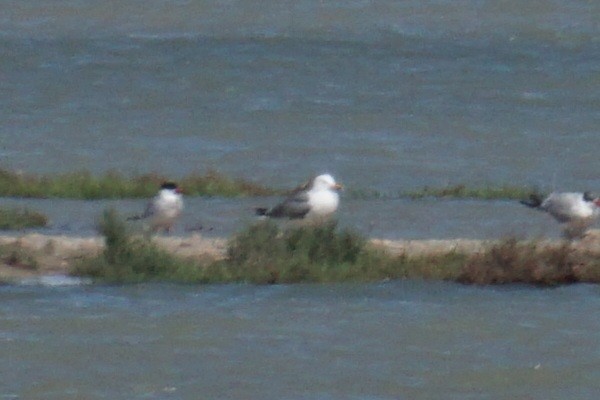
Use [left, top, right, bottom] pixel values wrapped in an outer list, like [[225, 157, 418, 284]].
[[1, 0, 599, 238], [1, 282, 600, 399], [1, 3, 600, 397], [1, 0, 599, 192]]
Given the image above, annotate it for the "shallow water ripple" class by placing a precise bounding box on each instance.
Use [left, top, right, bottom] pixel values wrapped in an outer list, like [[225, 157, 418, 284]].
[[1, 283, 599, 399]]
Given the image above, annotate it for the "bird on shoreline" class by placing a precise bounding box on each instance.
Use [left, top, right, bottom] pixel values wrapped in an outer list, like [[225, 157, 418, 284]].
[[256, 174, 343, 220], [520, 191, 600, 239], [127, 182, 184, 234]]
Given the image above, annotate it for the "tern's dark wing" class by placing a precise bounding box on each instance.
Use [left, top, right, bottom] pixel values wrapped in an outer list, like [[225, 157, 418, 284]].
[[127, 200, 155, 221], [141, 200, 156, 218]]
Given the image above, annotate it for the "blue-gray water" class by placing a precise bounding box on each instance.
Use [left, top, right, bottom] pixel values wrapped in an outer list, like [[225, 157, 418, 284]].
[[2, 0, 600, 239], [2, 282, 600, 399], [1, 0, 599, 192], [1, 2, 600, 398]]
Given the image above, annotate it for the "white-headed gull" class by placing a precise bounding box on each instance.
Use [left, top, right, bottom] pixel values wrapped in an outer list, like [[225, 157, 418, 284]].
[[256, 174, 343, 220]]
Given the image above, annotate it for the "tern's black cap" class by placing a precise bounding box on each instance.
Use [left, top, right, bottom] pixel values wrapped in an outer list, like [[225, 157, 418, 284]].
[[160, 182, 178, 190], [584, 191, 597, 202]]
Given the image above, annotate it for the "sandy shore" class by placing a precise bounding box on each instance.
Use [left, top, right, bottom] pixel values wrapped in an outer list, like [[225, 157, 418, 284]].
[[1, 231, 599, 282]]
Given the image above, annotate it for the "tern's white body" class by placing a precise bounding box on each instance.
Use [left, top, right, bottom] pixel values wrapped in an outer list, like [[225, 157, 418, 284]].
[[540, 192, 599, 223], [146, 187, 184, 233]]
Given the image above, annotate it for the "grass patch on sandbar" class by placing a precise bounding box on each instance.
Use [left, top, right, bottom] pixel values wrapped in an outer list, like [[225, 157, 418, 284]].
[[205, 220, 468, 284], [70, 211, 600, 286], [0, 168, 275, 199], [71, 210, 468, 284], [0, 207, 48, 230], [71, 209, 207, 283], [219, 231, 600, 286]]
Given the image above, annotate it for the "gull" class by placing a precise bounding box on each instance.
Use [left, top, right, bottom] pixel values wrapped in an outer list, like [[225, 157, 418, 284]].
[[128, 182, 184, 233], [520, 191, 600, 239], [256, 174, 343, 220]]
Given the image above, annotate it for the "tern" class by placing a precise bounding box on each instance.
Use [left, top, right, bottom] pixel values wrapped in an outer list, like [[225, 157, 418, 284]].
[[128, 182, 184, 234]]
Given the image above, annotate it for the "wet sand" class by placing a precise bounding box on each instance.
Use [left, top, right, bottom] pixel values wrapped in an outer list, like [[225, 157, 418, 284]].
[[1, 231, 600, 282]]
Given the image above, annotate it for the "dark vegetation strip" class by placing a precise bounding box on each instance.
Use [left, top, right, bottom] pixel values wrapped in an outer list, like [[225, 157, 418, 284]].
[[0, 168, 537, 200], [347, 184, 538, 201], [0, 208, 48, 230], [403, 184, 536, 200], [0, 169, 275, 199], [71, 210, 599, 286]]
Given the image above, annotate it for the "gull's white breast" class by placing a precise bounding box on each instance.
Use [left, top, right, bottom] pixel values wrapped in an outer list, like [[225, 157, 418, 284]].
[[307, 189, 339, 218]]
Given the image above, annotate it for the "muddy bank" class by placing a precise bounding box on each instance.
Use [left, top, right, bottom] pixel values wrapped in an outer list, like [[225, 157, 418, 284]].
[[1, 231, 600, 282]]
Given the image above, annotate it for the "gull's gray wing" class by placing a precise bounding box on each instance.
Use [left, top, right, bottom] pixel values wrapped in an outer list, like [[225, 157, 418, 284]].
[[267, 190, 311, 219]]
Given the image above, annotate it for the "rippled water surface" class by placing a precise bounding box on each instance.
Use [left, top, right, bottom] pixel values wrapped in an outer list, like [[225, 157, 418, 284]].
[[1, 0, 599, 193], [1, 3, 599, 398], [1, 0, 600, 238], [2, 282, 600, 399]]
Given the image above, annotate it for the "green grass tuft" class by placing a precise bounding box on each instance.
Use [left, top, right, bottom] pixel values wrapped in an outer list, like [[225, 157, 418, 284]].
[[71, 209, 206, 283], [206, 221, 468, 284], [0, 207, 48, 230], [217, 220, 371, 283]]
